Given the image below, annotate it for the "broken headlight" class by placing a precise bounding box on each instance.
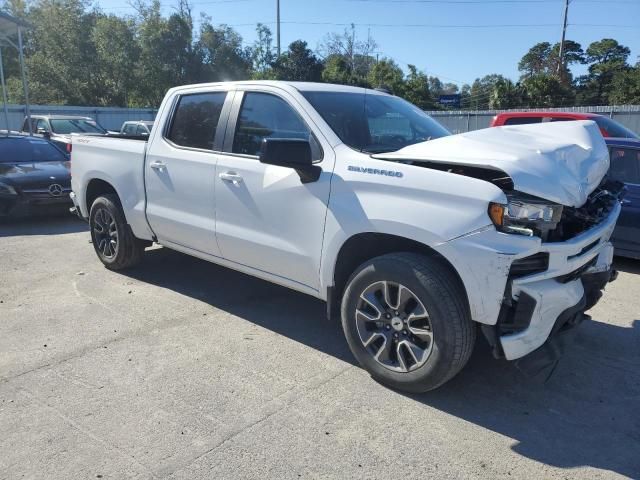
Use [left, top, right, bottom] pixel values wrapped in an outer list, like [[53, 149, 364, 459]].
[[489, 196, 563, 238]]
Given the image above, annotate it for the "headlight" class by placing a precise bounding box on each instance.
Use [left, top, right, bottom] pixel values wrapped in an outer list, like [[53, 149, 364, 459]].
[[0, 182, 17, 195], [489, 196, 563, 237]]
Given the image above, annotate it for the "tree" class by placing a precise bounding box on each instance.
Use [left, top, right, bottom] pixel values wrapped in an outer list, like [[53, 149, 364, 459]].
[[320, 25, 377, 85], [197, 20, 252, 82], [321, 54, 352, 85], [19, 0, 100, 105], [271, 40, 323, 82], [367, 58, 403, 94], [251, 23, 276, 79], [489, 78, 522, 109], [521, 73, 572, 107], [518, 40, 584, 83], [609, 63, 640, 104], [577, 38, 631, 105], [467, 74, 509, 109], [92, 15, 139, 106], [403, 65, 434, 110]]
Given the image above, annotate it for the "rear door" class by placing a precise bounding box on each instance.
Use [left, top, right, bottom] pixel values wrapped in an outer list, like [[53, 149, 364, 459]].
[[144, 89, 233, 256], [213, 87, 334, 290], [608, 145, 640, 257]]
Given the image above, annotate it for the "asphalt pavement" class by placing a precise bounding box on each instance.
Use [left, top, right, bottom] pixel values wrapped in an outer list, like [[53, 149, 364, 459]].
[[1, 216, 639, 479]]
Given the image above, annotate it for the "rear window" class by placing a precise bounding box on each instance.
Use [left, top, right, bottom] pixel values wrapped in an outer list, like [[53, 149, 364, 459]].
[[0, 138, 67, 163], [166, 92, 227, 150], [50, 119, 106, 134], [595, 117, 639, 140], [503, 117, 543, 126]]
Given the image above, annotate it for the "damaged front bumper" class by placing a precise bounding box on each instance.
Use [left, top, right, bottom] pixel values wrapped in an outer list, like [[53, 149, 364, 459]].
[[434, 200, 621, 365]]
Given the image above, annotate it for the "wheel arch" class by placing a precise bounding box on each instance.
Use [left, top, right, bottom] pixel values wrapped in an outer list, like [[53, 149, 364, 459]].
[[327, 232, 470, 320], [85, 178, 119, 215]]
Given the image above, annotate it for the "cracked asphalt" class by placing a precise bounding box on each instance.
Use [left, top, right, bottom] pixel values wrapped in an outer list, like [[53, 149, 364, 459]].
[[1, 216, 639, 479]]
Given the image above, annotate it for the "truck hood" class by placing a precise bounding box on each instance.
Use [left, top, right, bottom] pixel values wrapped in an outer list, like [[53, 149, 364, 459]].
[[374, 120, 610, 207]]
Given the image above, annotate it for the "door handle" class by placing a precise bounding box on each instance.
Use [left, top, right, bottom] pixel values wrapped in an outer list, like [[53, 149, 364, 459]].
[[150, 161, 166, 171], [219, 171, 243, 185]]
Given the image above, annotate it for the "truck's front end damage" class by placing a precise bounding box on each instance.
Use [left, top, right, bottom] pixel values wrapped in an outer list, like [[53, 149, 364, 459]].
[[378, 120, 624, 373]]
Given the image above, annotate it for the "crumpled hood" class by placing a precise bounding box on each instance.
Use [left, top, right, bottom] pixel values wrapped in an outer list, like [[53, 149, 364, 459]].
[[374, 120, 610, 207]]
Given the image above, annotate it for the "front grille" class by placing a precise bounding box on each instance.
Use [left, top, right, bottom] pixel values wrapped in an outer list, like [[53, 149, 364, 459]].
[[546, 179, 623, 242], [509, 252, 550, 278]]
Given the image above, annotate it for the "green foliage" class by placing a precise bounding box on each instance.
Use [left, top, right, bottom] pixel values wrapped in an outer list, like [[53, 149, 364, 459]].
[[367, 58, 404, 94], [0, 1, 637, 109], [271, 40, 323, 82], [609, 65, 640, 105], [403, 65, 434, 110]]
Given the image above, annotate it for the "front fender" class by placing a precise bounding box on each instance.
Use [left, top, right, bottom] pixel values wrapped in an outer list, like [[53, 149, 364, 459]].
[[319, 147, 508, 314]]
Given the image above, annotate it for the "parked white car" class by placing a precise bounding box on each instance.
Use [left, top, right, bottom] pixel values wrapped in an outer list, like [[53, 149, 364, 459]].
[[69, 81, 622, 392], [120, 120, 154, 137]]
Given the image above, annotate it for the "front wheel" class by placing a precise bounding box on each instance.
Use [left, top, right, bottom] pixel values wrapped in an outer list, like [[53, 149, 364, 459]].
[[340, 253, 475, 393], [89, 194, 144, 270]]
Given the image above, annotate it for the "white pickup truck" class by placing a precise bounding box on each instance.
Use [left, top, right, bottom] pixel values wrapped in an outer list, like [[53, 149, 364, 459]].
[[70, 81, 622, 392]]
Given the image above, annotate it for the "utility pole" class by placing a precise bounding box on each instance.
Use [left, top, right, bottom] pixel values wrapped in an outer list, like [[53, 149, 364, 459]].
[[276, 0, 281, 56], [557, 0, 570, 79]]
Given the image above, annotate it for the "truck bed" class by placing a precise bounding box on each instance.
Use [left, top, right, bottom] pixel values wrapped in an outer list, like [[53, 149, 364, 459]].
[[70, 134, 154, 241]]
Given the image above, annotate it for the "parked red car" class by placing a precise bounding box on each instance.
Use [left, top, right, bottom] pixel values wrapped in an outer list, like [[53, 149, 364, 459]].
[[491, 112, 639, 139]]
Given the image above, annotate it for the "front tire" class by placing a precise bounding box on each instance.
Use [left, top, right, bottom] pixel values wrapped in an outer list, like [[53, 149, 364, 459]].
[[340, 253, 475, 393], [89, 194, 144, 270]]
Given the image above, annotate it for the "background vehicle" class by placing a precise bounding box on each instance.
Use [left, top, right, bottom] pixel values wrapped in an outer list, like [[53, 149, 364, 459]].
[[605, 137, 640, 259], [70, 81, 620, 392], [491, 112, 639, 139], [21, 115, 109, 152], [0, 135, 71, 217], [120, 120, 154, 137]]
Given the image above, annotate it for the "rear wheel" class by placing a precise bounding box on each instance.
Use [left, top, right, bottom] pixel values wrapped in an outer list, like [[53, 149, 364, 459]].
[[89, 194, 144, 270], [341, 252, 475, 392]]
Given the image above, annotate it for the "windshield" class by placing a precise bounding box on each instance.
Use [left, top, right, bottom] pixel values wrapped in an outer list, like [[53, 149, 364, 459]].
[[594, 116, 639, 140], [302, 91, 450, 154], [50, 119, 107, 134], [0, 137, 67, 163]]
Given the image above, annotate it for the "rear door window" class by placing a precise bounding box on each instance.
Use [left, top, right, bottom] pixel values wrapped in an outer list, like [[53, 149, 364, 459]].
[[609, 147, 640, 184], [166, 92, 227, 150]]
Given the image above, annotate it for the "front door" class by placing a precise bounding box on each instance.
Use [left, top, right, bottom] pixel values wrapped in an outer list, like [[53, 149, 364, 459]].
[[214, 89, 334, 290], [609, 146, 640, 257], [144, 89, 231, 256]]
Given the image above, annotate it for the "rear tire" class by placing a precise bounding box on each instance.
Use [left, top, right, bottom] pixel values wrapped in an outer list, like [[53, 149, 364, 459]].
[[89, 194, 144, 270], [340, 252, 475, 393]]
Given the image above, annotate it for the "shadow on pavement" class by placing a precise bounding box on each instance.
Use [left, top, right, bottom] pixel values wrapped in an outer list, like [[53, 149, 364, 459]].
[[122, 247, 640, 478], [0, 215, 88, 237], [614, 256, 640, 275]]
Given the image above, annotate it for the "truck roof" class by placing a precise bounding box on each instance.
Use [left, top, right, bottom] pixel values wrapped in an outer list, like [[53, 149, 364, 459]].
[[167, 80, 391, 96]]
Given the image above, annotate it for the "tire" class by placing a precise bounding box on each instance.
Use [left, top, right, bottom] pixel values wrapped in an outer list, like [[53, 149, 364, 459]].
[[89, 194, 144, 270], [340, 252, 475, 393]]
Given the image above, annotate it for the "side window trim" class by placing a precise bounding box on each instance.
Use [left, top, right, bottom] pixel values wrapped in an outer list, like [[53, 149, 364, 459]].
[[161, 90, 233, 153], [222, 89, 323, 162]]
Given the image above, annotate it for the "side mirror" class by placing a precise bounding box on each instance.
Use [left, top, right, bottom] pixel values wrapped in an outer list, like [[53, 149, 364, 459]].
[[259, 138, 320, 183], [37, 128, 50, 138]]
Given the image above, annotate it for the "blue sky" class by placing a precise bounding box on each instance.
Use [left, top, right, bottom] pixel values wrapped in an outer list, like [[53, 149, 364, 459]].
[[100, 0, 640, 87]]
